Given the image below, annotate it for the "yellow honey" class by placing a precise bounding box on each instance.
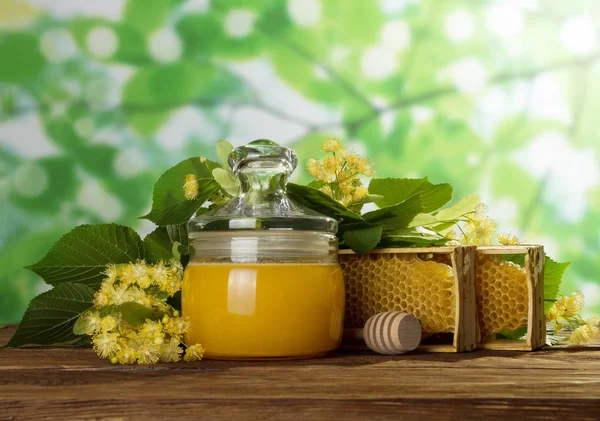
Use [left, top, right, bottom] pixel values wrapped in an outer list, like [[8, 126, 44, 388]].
[[183, 262, 345, 360], [476, 255, 528, 337], [341, 254, 456, 333]]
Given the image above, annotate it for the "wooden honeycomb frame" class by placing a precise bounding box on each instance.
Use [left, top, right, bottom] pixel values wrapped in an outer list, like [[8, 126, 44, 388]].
[[476, 245, 545, 351], [339, 246, 477, 353]]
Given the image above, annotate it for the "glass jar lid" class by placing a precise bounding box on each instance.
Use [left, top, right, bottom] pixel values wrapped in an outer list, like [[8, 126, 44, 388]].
[[189, 140, 337, 235]]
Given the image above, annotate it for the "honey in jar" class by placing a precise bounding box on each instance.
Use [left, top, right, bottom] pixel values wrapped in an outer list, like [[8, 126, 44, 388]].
[[183, 140, 345, 360]]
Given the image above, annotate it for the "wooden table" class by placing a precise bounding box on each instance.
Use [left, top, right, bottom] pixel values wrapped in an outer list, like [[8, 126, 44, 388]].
[[1, 325, 599, 420]]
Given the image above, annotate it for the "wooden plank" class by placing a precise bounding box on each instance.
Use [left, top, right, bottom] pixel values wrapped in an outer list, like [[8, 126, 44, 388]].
[[476, 245, 540, 255], [1, 326, 600, 420], [451, 246, 477, 352]]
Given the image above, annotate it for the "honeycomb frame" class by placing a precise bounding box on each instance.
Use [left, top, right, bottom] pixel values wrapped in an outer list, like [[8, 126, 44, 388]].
[[476, 245, 545, 351], [340, 246, 477, 353]]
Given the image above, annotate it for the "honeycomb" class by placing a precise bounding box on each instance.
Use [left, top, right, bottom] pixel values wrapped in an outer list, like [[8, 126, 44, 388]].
[[476, 254, 528, 338], [341, 254, 456, 333]]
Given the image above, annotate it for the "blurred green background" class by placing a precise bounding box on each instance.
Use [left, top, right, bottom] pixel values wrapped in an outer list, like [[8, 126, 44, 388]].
[[1, 0, 599, 323]]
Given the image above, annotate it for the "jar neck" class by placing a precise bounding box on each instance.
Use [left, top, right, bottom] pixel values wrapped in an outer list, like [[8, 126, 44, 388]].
[[189, 231, 339, 264]]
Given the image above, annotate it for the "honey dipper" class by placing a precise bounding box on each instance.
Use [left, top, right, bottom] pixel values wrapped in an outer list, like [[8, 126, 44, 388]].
[[344, 311, 422, 355]]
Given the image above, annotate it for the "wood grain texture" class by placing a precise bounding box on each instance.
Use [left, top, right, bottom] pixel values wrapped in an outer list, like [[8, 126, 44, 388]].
[[1, 325, 600, 420]]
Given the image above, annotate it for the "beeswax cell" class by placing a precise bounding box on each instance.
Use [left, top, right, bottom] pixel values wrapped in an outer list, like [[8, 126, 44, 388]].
[[341, 254, 456, 333], [475, 255, 528, 337]]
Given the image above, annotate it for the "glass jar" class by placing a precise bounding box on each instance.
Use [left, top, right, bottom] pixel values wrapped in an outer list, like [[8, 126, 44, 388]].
[[183, 140, 345, 360]]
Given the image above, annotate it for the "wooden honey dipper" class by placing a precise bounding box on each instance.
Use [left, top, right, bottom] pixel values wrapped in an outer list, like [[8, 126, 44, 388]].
[[344, 312, 422, 355]]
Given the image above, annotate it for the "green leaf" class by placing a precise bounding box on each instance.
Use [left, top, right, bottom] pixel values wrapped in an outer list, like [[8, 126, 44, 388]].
[[6, 283, 95, 347], [435, 194, 481, 221], [26, 224, 144, 288], [363, 194, 423, 231], [379, 227, 448, 248], [216, 139, 234, 167], [123, 0, 174, 34], [119, 302, 164, 327], [497, 326, 527, 340], [212, 168, 240, 196], [342, 224, 383, 254], [142, 157, 221, 226], [0, 33, 45, 83], [73, 313, 90, 336], [543, 256, 571, 309], [503, 254, 571, 313], [144, 225, 187, 263], [369, 177, 453, 213], [287, 183, 363, 223]]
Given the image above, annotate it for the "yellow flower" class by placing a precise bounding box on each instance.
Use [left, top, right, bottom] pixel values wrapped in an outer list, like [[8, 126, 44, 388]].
[[463, 204, 497, 246], [586, 316, 600, 336], [122, 261, 151, 288], [340, 150, 373, 177], [183, 174, 200, 200], [149, 261, 170, 286], [116, 347, 138, 365], [586, 316, 600, 329], [139, 320, 164, 340], [319, 185, 333, 196], [352, 185, 368, 203], [103, 264, 120, 285], [498, 232, 520, 246], [164, 317, 190, 336], [101, 316, 117, 332], [83, 311, 103, 335], [93, 332, 121, 358], [160, 337, 183, 363], [169, 260, 184, 278], [110, 284, 136, 305], [137, 340, 161, 364], [555, 291, 584, 318], [546, 304, 561, 322], [161, 275, 182, 297], [184, 344, 205, 362], [200, 156, 207, 164], [570, 325, 593, 346], [322, 138, 342, 153]]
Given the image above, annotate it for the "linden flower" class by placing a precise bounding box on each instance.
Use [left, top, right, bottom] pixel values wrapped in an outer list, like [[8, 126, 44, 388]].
[[100, 316, 118, 332], [83, 311, 103, 335], [85, 260, 201, 365], [122, 260, 152, 288], [110, 283, 136, 305], [183, 173, 200, 200], [306, 138, 374, 208], [160, 337, 184, 363], [137, 340, 161, 365], [353, 185, 368, 202], [139, 320, 164, 340], [556, 291, 585, 318], [103, 264, 120, 285], [116, 348, 138, 365], [322, 137, 342, 153], [184, 344, 205, 362], [570, 325, 593, 346], [498, 232, 520, 246], [93, 332, 121, 358], [165, 317, 191, 336], [149, 261, 170, 285], [462, 204, 497, 246]]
